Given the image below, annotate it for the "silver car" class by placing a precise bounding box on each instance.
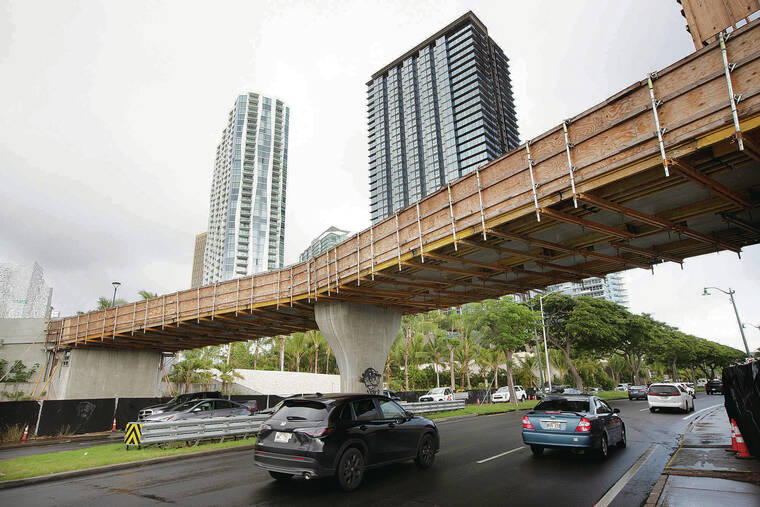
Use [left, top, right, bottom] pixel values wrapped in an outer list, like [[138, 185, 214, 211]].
[[142, 398, 251, 422]]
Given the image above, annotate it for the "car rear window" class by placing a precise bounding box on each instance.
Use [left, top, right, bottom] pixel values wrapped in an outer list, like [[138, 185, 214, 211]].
[[649, 385, 679, 395], [270, 400, 329, 421], [534, 398, 590, 412]]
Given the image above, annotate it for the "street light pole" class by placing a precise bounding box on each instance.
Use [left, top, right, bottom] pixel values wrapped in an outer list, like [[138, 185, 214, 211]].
[[111, 281, 121, 308], [539, 295, 552, 392], [703, 286, 751, 358]]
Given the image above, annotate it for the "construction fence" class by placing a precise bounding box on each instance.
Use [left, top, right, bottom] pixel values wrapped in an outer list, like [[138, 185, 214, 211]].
[[723, 360, 760, 458]]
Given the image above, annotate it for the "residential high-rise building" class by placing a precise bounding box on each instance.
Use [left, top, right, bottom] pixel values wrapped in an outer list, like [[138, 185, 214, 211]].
[[546, 273, 630, 307], [203, 93, 290, 284], [190, 232, 207, 288], [367, 11, 519, 223], [0, 262, 53, 318], [298, 226, 350, 262]]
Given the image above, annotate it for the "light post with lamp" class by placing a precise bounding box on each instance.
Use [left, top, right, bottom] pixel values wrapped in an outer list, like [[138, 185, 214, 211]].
[[111, 281, 121, 308], [702, 287, 751, 358], [539, 294, 553, 392]]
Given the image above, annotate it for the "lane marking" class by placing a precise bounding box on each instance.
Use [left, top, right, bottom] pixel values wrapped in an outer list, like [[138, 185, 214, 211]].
[[595, 444, 657, 507], [682, 403, 722, 420], [476, 446, 526, 464], [639, 408, 649, 412]]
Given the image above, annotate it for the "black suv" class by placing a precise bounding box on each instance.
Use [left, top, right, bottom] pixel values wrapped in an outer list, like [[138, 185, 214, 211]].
[[254, 393, 439, 491], [705, 379, 723, 395]]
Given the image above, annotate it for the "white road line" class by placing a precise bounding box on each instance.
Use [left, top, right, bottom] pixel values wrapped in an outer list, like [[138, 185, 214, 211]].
[[682, 403, 722, 420], [639, 408, 649, 412], [595, 444, 657, 507], [476, 446, 526, 464]]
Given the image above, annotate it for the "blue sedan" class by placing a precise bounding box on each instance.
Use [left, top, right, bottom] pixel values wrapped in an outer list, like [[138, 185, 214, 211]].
[[521, 395, 626, 458]]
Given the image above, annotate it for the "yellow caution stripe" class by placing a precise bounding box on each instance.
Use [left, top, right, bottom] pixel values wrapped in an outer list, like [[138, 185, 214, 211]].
[[124, 423, 142, 446]]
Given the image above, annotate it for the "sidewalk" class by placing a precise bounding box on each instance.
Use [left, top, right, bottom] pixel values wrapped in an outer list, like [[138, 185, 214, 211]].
[[646, 405, 760, 506]]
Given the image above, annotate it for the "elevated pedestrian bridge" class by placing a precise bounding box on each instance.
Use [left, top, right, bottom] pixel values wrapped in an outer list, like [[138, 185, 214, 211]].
[[48, 21, 760, 372]]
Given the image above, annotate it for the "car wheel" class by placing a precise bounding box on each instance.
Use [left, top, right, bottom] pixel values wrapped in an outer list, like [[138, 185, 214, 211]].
[[649, 407, 656, 413], [599, 434, 609, 459], [415, 434, 436, 469], [617, 425, 627, 448], [336, 447, 364, 492], [268, 471, 293, 481], [690, 401, 695, 412], [530, 445, 544, 457]]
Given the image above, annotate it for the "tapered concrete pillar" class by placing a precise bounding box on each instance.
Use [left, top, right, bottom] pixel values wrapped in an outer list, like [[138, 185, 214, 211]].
[[314, 300, 401, 393]]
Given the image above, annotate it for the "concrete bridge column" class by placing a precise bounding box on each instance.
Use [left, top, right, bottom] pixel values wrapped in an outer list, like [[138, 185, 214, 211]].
[[314, 301, 401, 394]]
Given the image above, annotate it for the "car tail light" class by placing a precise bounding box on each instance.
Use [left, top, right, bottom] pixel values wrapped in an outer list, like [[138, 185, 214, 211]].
[[522, 416, 535, 430], [575, 417, 591, 432], [295, 427, 333, 438]]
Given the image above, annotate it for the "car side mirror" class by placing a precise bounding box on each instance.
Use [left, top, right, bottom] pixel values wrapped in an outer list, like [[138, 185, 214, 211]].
[[191, 408, 202, 412], [405, 410, 414, 420], [613, 408, 620, 414]]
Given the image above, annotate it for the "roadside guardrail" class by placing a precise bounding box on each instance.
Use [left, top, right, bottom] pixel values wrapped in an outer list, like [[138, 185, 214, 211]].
[[399, 400, 465, 414], [124, 414, 268, 448]]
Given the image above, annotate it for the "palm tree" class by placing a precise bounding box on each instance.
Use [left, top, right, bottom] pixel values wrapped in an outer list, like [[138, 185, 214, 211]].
[[478, 348, 501, 389], [97, 297, 127, 310], [548, 349, 569, 384], [285, 333, 309, 372], [306, 330, 321, 373], [516, 353, 540, 389], [422, 330, 447, 388], [138, 290, 157, 300], [215, 361, 243, 393]]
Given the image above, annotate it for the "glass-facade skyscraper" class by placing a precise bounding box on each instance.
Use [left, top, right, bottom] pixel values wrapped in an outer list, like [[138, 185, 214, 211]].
[[367, 11, 519, 223], [203, 93, 289, 284]]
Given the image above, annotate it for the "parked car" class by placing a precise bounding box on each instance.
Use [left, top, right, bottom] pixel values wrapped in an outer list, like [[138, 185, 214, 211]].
[[678, 383, 696, 399], [614, 383, 630, 392], [696, 379, 707, 388], [382, 390, 401, 401], [628, 386, 647, 400], [491, 385, 527, 403], [705, 379, 723, 395], [521, 395, 626, 458], [138, 391, 222, 421], [647, 383, 694, 413], [562, 388, 582, 395], [588, 388, 602, 394], [419, 387, 453, 402], [254, 393, 440, 491], [141, 398, 252, 421]]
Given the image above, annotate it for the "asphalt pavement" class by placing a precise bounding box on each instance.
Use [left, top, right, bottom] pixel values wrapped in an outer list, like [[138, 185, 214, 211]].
[[0, 393, 725, 506]]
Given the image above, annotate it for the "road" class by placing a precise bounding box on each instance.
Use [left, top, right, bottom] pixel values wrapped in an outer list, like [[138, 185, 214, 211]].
[[0, 394, 724, 506]]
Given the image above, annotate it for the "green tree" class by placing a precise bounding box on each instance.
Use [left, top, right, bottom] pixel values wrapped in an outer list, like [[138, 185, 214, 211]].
[[138, 290, 158, 300], [609, 313, 661, 385], [468, 299, 536, 406], [97, 296, 127, 310], [214, 361, 243, 393]]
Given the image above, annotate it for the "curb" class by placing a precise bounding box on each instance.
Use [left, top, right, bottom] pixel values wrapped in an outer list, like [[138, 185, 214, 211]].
[[0, 443, 255, 490]]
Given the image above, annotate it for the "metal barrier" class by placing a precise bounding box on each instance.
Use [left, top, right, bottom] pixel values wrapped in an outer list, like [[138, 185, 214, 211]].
[[124, 414, 268, 448], [399, 400, 465, 414]]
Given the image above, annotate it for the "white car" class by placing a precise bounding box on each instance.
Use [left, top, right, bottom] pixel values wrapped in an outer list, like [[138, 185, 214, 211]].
[[615, 383, 630, 392], [490, 385, 527, 403], [419, 387, 454, 402], [648, 383, 694, 413], [678, 382, 696, 399]]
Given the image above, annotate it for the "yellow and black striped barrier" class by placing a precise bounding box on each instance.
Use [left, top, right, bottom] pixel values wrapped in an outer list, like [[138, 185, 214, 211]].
[[124, 422, 142, 448]]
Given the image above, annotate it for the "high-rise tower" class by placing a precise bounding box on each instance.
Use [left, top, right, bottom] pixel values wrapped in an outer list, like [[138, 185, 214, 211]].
[[367, 11, 519, 223], [203, 93, 289, 284]]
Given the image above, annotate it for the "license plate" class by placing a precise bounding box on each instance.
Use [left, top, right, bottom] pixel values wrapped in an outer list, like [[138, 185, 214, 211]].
[[543, 420, 561, 430], [274, 432, 291, 443]]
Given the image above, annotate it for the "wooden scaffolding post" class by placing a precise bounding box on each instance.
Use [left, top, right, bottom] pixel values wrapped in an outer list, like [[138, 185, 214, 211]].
[[647, 73, 670, 176], [720, 31, 745, 151], [562, 121, 578, 207], [525, 142, 541, 221], [447, 183, 458, 250]]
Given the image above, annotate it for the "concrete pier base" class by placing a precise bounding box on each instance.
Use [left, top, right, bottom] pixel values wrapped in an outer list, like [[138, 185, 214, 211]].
[[314, 300, 401, 394]]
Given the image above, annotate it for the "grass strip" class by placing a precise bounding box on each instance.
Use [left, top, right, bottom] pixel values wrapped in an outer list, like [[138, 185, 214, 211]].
[[0, 437, 255, 482]]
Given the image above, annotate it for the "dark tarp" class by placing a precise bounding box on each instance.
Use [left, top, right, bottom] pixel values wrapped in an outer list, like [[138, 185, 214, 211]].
[[723, 360, 760, 457], [36, 398, 116, 436], [0, 401, 41, 439]]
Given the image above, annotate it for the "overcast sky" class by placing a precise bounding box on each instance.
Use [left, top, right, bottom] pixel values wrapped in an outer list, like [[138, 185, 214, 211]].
[[1, 0, 758, 353]]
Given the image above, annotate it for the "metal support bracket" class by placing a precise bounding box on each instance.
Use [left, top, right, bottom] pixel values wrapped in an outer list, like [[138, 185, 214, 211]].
[[355, 233, 360, 285], [395, 213, 402, 271], [370, 225, 375, 280], [720, 31, 744, 151], [333, 247, 339, 293], [416, 202, 425, 262], [475, 168, 488, 238], [562, 121, 578, 207], [525, 142, 541, 221], [647, 73, 670, 176], [447, 183, 458, 250]]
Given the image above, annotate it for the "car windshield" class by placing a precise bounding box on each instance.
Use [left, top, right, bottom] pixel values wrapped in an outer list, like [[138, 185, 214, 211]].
[[496, 387, 509, 393], [270, 400, 329, 421], [427, 388, 446, 395], [649, 385, 679, 395], [534, 398, 590, 412]]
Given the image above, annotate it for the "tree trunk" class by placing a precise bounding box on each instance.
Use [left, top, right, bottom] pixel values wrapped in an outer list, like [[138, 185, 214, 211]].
[[435, 361, 440, 388], [253, 341, 259, 370], [448, 345, 455, 391], [505, 350, 518, 408], [465, 340, 472, 390], [494, 363, 499, 389], [279, 337, 285, 372], [672, 357, 678, 381], [325, 347, 330, 374], [313, 343, 319, 374], [561, 347, 583, 389], [385, 354, 391, 390], [404, 326, 411, 391], [296, 353, 301, 373]]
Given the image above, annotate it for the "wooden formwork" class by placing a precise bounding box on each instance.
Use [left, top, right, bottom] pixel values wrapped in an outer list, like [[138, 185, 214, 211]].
[[48, 18, 760, 351]]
